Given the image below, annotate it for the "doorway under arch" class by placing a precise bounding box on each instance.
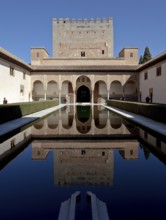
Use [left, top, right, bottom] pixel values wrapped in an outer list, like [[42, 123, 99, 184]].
[[77, 85, 90, 102]]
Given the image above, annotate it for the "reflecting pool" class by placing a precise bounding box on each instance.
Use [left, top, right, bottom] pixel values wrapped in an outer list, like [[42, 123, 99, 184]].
[[0, 105, 166, 220]]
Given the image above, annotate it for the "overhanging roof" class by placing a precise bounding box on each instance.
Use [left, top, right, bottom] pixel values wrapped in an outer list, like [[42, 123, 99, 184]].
[[31, 65, 139, 72], [0, 48, 32, 71], [137, 50, 166, 71]]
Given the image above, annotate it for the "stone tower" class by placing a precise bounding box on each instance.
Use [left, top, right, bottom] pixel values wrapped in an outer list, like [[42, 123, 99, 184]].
[[52, 17, 114, 58]]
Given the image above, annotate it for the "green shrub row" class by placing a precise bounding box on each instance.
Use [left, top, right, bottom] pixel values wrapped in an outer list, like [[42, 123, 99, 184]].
[[106, 100, 166, 123], [0, 100, 59, 124]]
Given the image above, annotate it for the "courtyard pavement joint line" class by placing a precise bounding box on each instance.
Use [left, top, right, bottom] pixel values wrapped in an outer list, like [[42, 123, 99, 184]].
[[103, 104, 166, 136], [0, 104, 66, 136]]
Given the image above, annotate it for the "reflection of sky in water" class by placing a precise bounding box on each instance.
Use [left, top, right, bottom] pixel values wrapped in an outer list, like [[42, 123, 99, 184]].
[[0, 106, 166, 220]]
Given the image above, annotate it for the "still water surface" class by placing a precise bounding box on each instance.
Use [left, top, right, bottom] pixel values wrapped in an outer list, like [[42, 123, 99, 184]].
[[0, 105, 166, 220]]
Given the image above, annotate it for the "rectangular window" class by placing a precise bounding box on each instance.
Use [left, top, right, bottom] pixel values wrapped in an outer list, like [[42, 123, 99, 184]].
[[102, 50, 105, 55], [10, 67, 15, 76], [20, 85, 24, 96], [81, 51, 85, 57], [23, 71, 26, 79], [156, 66, 161, 76], [130, 52, 133, 57], [144, 72, 148, 80]]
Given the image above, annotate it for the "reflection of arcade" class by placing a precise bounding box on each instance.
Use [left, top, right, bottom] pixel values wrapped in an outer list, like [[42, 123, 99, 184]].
[[31, 105, 133, 136], [32, 140, 139, 186]]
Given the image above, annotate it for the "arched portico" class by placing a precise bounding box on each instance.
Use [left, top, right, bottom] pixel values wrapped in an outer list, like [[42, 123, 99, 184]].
[[32, 80, 45, 101], [46, 80, 58, 100], [31, 72, 139, 104], [110, 80, 123, 100], [124, 80, 138, 101], [61, 80, 74, 103], [94, 80, 107, 103], [76, 76, 91, 103]]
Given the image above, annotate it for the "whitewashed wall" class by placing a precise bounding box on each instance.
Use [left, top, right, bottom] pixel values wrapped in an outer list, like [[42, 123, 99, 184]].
[[0, 59, 31, 104], [139, 61, 166, 104]]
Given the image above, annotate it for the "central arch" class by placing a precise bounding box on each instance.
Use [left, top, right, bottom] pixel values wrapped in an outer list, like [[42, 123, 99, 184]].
[[77, 85, 90, 102]]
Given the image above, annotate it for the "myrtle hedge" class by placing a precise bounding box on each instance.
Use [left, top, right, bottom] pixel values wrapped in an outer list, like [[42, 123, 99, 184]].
[[0, 100, 59, 124], [106, 100, 166, 123]]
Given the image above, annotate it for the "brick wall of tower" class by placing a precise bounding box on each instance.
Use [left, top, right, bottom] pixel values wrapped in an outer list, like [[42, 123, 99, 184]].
[[52, 18, 114, 58]]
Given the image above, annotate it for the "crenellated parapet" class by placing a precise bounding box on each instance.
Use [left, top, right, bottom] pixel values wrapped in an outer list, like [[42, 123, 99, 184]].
[[53, 17, 113, 24]]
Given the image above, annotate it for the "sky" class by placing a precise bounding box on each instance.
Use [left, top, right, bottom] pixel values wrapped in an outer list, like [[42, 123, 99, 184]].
[[0, 0, 166, 63]]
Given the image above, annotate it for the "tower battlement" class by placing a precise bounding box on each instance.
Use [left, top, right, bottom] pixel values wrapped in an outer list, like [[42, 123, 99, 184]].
[[53, 17, 113, 24]]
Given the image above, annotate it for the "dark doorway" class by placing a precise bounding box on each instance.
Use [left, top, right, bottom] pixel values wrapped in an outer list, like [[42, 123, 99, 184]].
[[77, 86, 90, 102]]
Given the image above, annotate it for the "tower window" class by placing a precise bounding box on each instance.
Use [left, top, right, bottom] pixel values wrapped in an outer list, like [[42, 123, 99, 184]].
[[130, 52, 133, 57], [102, 50, 105, 55], [81, 51, 85, 57], [81, 150, 86, 155]]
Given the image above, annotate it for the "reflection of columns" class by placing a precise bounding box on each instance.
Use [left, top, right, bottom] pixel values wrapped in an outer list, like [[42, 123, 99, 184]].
[[91, 119, 95, 134], [91, 90, 94, 104], [72, 82, 76, 104], [106, 117, 110, 135], [74, 90, 76, 104], [91, 75, 95, 104], [58, 108, 62, 135], [72, 119, 77, 133], [91, 104, 94, 118]]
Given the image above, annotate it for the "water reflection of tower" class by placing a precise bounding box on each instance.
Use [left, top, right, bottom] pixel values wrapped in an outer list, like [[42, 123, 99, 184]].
[[32, 140, 139, 186], [53, 147, 114, 186]]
